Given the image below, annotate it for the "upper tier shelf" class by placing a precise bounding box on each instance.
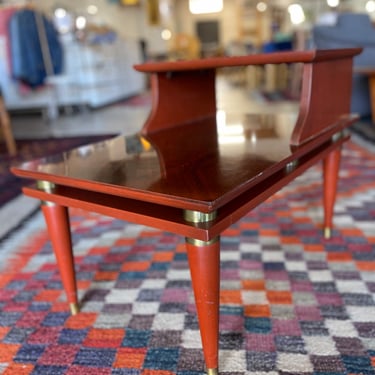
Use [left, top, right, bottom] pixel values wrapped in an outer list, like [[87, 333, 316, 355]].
[[135, 48, 362, 147], [134, 48, 362, 72], [11, 48, 361, 231]]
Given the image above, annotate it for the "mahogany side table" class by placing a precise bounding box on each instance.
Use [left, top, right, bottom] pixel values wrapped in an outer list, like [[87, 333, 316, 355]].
[[11, 48, 361, 374]]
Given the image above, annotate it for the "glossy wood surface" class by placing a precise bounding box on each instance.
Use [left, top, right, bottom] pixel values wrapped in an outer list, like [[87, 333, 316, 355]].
[[41, 204, 78, 306], [11, 112, 331, 210], [142, 69, 216, 134], [186, 239, 220, 369], [137, 48, 361, 145], [20, 133, 349, 241], [134, 49, 362, 73], [12, 49, 361, 213]]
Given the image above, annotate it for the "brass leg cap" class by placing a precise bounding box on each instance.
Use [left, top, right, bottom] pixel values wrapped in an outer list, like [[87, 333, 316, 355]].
[[70, 303, 80, 315], [207, 369, 218, 375], [324, 227, 331, 240]]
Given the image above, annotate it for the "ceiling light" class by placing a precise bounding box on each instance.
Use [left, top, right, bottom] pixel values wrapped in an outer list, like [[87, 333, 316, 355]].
[[87, 5, 98, 15], [54, 7, 67, 18], [327, 0, 340, 7], [256, 2, 267, 12], [288, 4, 305, 25], [76, 16, 87, 30], [366, 0, 375, 12], [189, 0, 223, 14], [161, 29, 172, 41]]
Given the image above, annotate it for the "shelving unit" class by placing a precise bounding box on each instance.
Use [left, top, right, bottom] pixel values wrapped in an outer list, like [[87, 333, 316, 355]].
[[51, 36, 145, 108], [237, 0, 268, 47]]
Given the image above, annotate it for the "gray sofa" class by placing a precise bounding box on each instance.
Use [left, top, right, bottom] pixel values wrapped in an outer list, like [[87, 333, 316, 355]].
[[313, 13, 375, 118]]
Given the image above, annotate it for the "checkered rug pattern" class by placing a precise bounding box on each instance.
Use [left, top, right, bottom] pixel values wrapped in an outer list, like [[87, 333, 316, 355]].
[[0, 141, 375, 375]]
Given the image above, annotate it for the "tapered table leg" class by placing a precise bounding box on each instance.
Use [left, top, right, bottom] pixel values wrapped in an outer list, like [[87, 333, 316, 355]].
[[38, 181, 79, 315], [41, 204, 79, 314], [184, 210, 220, 375], [323, 147, 341, 239], [186, 238, 220, 374]]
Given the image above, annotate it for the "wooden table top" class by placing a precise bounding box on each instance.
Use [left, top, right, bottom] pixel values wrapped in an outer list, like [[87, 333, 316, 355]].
[[12, 111, 310, 211], [12, 48, 361, 214]]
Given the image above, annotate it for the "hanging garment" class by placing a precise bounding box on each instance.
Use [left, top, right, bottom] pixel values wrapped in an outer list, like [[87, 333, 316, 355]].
[[9, 9, 63, 88], [0, 6, 17, 73]]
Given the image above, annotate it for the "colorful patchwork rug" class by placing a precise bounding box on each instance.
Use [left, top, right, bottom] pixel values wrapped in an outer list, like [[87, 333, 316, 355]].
[[0, 140, 375, 374]]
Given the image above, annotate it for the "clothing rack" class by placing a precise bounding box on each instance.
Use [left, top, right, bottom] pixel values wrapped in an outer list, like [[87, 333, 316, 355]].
[[0, 1, 61, 120], [5, 1, 56, 79]]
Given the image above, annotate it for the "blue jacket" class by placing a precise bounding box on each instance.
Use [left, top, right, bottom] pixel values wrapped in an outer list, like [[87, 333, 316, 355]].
[[9, 9, 63, 88]]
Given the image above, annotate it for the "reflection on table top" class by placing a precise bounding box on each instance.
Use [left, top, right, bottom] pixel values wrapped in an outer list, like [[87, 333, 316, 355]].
[[13, 111, 306, 208]]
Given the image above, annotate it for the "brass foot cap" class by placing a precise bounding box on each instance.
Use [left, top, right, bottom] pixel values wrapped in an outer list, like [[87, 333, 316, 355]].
[[70, 303, 80, 315], [324, 227, 331, 240], [207, 369, 218, 375]]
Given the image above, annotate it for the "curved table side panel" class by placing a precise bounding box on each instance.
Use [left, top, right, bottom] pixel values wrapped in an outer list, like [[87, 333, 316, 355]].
[[291, 57, 354, 145]]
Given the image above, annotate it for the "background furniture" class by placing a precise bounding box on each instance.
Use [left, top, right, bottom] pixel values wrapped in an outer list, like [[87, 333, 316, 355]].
[[0, 95, 16, 155], [354, 67, 375, 123], [0, 32, 145, 118], [313, 13, 375, 118], [11, 48, 360, 374], [49, 36, 145, 109], [0, 6, 57, 118], [0, 5, 145, 119], [168, 33, 201, 60]]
